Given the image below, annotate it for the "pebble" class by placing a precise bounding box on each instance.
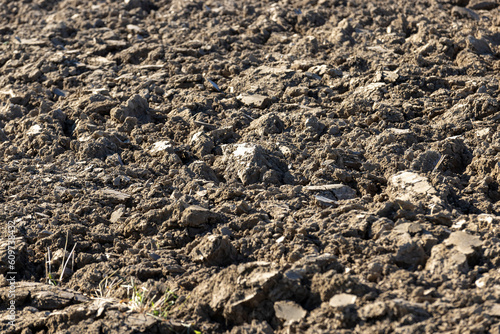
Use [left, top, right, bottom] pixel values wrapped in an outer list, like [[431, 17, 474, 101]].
[[444, 231, 482, 255], [190, 234, 236, 265], [274, 301, 307, 326], [388, 171, 441, 207], [329, 293, 357, 308], [451, 6, 480, 20], [237, 93, 272, 109], [181, 205, 219, 227], [110, 207, 125, 223], [304, 184, 357, 200], [466, 35, 492, 54], [100, 189, 131, 203]]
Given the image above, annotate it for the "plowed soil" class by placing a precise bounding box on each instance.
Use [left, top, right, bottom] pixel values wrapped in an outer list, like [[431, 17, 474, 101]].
[[1, 0, 500, 333]]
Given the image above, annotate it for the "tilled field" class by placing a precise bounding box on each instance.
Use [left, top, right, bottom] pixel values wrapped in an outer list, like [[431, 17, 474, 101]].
[[1, 0, 500, 333]]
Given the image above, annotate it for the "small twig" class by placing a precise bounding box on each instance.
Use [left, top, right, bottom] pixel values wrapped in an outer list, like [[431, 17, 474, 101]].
[[432, 154, 446, 173], [243, 113, 255, 120]]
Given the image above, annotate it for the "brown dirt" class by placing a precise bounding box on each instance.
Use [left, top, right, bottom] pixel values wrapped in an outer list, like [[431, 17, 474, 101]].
[[1, 0, 500, 333]]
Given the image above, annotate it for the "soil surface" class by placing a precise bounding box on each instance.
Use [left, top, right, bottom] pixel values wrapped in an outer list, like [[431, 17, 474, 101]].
[[1, 0, 500, 333]]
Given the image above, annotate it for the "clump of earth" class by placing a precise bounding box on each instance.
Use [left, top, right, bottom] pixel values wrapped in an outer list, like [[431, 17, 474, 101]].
[[1, 0, 500, 333]]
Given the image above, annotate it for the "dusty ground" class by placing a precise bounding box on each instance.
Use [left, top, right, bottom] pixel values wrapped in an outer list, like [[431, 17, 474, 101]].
[[1, 0, 500, 333]]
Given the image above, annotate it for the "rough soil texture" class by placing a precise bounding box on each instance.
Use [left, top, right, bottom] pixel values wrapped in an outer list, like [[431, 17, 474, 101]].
[[1, 0, 500, 333]]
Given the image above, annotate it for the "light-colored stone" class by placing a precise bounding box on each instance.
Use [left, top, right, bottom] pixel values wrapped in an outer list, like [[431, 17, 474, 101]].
[[181, 205, 219, 227], [444, 231, 482, 255], [304, 184, 356, 200], [329, 293, 357, 308], [274, 301, 307, 325], [237, 93, 271, 109], [149, 140, 174, 155], [388, 171, 442, 207], [100, 189, 131, 202], [110, 207, 125, 223]]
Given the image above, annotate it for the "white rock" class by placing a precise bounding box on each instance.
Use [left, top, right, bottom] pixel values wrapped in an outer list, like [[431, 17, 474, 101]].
[[232, 143, 258, 158], [149, 140, 174, 155], [329, 293, 357, 308], [237, 93, 271, 109], [444, 231, 482, 255], [274, 301, 307, 326], [26, 124, 43, 135], [389, 171, 441, 207]]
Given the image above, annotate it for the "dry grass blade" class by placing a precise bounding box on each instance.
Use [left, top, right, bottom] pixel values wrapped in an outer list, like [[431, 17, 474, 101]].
[[46, 247, 54, 285], [59, 242, 77, 283], [95, 269, 123, 298], [119, 279, 180, 318], [59, 231, 69, 282]]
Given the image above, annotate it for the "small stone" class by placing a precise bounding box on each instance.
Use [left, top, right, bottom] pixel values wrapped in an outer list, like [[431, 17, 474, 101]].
[[181, 205, 219, 227], [425, 235, 477, 276], [393, 222, 423, 235], [111, 94, 150, 124], [329, 293, 357, 308], [284, 86, 309, 97], [126, 24, 146, 35], [53, 88, 66, 97], [314, 195, 336, 206], [444, 231, 482, 255], [148, 253, 160, 261], [100, 189, 131, 203], [304, 184, 356, 200], [220, 226, 232, 236], [247, 113, 284, 136], [487, 304, 500, 317], [388, 171, 442, 208], [274, 301, 307, 326], [26, 124, 43, 136], [237, 93, 271, 109], [451, 6, 480, 20], [190, 235, 236, 266], [467, 35, 492, 55], [359, 301, 388, 320], [149, 140, 174, 155], [110, 207, 125, 223], [395, 241, 427, 268], [219, 143, 286, 185]]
